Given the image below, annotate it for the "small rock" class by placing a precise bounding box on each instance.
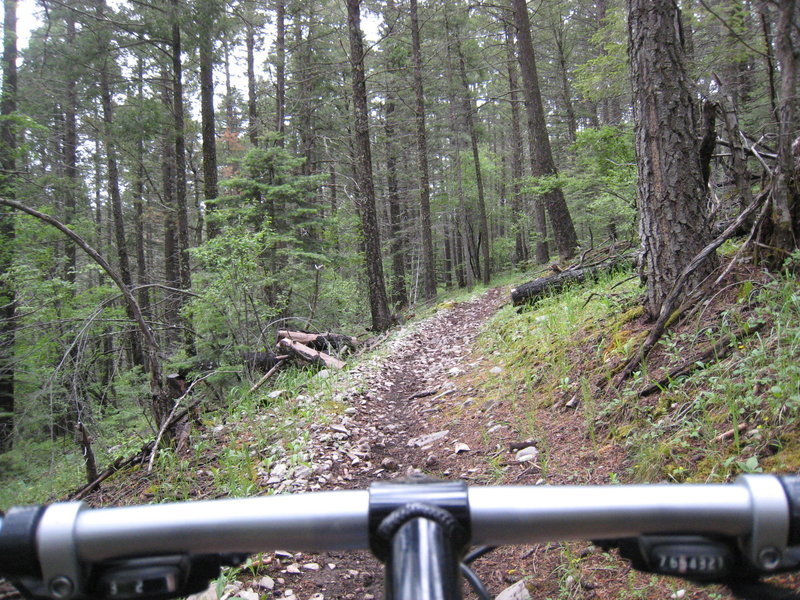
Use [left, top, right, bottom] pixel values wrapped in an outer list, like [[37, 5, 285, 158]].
[[344, 407, 357, 415], [515, 446, 539, 463], [283, 590, 296, 600], [490, 366, 503, 375], [448, 367, 465, 376], [670, 591, 686, 599], [565, 395, 579, 409], [308, 595, 324, 600], [303, 563, 320, 571], [495, 580, 531, 600], [186, 586, 219, 600], [408, 430, 449, 447], [454, 442, 470, 454], [238, 590, 259, 600], [285, 563, 301, 574], [425, 454, 438, 467], [275, 550, 293, 558], [315, 369, 331, 379], [380, 457, 399, 471], [330, 424, 350, 435], [257, 576, 275, 590], [327, 563, 336, 570], [268, 389, 286, 399]]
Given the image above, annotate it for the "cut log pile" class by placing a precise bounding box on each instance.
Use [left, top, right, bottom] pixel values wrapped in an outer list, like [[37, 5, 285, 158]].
[[246, 330, 357, 394]]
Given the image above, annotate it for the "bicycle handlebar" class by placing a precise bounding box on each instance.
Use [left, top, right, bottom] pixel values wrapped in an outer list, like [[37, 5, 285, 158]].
[[2, 474, 800, 600]]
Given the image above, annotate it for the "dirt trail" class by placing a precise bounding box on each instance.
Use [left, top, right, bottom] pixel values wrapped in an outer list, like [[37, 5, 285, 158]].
[[235, 285, 643, 600]]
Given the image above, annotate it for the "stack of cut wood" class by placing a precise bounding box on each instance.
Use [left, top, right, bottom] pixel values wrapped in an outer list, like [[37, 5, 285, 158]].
[[248, 329, 357, 394], [276, 329, 357, 370]]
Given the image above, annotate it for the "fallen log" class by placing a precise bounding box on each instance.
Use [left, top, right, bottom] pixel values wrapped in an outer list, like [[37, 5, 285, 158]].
[[277, 330, 357, 352], [511, 254, 634, 306], [278, 338, 346, 370]]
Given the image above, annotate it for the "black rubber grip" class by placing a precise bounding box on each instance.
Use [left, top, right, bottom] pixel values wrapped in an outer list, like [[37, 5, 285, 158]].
[[779, 476, 800, 547], [0, 505, 46, 578]]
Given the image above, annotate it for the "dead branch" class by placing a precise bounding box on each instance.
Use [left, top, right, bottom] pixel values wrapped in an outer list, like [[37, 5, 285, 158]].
[[613, 192, 768, 388], [248, 359, 286, 394], [638, 321, 765, 397]]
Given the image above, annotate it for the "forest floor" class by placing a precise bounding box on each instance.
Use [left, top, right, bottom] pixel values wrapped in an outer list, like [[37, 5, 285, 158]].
[[6, 278, 796, 600], [162, 284, 736, 600]]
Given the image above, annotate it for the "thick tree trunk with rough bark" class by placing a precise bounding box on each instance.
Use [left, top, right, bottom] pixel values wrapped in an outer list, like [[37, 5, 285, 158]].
[[170, 0, 194, 353], [628, 0, 717, 319], [410, 0, 437, 299], [0, 0, 16, 450], [346, 0, 391, 332], [511, 0, 578, 262], [764, 0, 799, 260]]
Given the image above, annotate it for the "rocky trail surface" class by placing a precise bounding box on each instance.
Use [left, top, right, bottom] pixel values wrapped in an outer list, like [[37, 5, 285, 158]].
[[204, 286, 685, 600]]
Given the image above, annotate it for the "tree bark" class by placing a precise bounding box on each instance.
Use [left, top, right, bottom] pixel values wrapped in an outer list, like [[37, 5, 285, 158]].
[[346, 0, 391, 332], [0, 0, 16, 451], [97, 0, 144, 368], [64, 10, 78, 284], [246, 19, 258, 146], [503, 19, 528, 266], [764, 0, 799, 260], [134, 57, 151, 319], [170, 0, 195, 353], [453, 20, 490, 285], [199, 31, 219, 239], [511, 0, 577, 262], [410, 0, 437, 299], [274, 0, 286, 146], [161, 65, 180, 333], [385, 99, 408, 308], [628, 0, 717, 319]]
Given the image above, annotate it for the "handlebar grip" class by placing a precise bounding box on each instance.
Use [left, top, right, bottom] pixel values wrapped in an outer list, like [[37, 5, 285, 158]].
[[779, 476, 800, 546], [0, 505, 46, 578]]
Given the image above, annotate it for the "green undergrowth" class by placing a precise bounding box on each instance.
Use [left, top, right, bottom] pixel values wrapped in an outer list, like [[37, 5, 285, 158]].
[[478, 255, 800, 485], [610, 265, 800, 483], [0, 403, 152, 509]]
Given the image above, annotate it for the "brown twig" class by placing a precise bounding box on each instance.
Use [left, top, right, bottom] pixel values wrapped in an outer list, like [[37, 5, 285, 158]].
[[638, 322, 765, 397], [614, 192, 768, 388], [248, 359, 286, 395]]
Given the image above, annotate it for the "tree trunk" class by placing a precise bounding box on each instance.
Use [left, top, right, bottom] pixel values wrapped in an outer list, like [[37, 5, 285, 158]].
[[503, 19, 528, 266], [453, 19, 490, 285], [410, 0, 437, 299], [0, 0, 17, 451], [134, 58, 151, 319], [246, 20, 258, 146], [764, 0, 799, 260], [511, 0, 578, 261], [628, 0, 717, 319], [200, 32, 219, 239], [274, 0, 286, 146], [64, 10, 78, 284], [385, 99, 408, 308], [170, 0, 195, 354], [346, 0, 391, 332], [552, 22, 577, 144], [161, 65, 181, 334], [97, 0, 144, 368]]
